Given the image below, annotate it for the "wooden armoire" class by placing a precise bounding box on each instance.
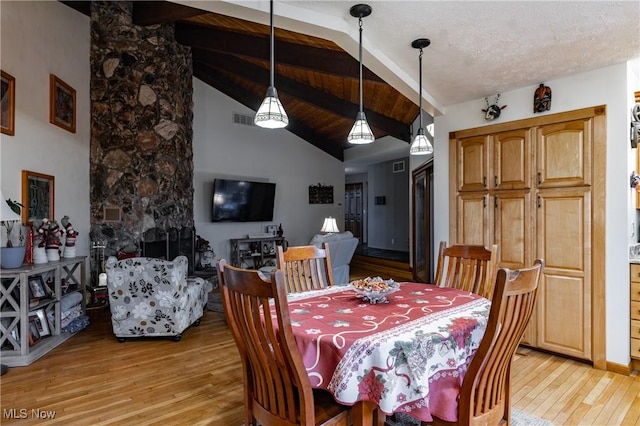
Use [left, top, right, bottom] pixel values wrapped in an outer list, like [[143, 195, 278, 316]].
[[448, 105, 606, 367]]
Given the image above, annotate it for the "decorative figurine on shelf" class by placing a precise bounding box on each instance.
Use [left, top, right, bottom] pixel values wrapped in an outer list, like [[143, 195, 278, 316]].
[[533, 83, 552, 113], [277, 223, 283, 237], [482, 94, 507, 121], [32, 218, 48, 264], [61, 215, 78, 258], [44, 219, 63, 262]]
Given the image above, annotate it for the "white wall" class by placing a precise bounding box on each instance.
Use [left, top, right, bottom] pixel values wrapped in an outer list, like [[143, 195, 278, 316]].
[[192, 78, 345, 262], [0, 1, 90, 257], [431, 61, 638, 366]]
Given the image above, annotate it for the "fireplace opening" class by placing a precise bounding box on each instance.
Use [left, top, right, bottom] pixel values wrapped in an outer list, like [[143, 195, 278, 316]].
[[141, 226, 195, 275]]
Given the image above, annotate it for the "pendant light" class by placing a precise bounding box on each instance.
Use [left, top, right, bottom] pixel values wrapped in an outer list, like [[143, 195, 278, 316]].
[[254, 0, 288, 129], [410, 38, 434, 155], [348, 4, 374, 144]]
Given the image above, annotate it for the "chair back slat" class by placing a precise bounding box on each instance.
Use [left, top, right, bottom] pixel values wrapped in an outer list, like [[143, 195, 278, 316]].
[[277, 244, 334, 293], [457, 259, 544, 426], [434, 241, 499, 299]]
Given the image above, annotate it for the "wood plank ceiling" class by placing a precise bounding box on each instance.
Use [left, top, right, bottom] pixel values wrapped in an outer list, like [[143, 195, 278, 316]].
[[61, 1, 418, 161]]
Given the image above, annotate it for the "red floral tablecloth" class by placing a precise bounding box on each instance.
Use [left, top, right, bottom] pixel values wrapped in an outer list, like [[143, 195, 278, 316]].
[[273, 282, 490, 422]]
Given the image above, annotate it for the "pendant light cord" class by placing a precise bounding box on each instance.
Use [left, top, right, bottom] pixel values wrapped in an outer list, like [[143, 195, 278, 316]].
[[418, 47, 423, 129], [358, 16, 363, 113], [269, 0, 275, 88]]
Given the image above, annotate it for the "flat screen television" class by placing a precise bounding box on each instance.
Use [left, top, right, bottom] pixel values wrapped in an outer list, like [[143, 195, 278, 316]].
[[212, 178, 276, 222]]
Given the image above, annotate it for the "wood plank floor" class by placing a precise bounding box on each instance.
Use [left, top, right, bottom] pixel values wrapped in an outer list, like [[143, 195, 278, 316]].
[[1, 278, 639, 425]]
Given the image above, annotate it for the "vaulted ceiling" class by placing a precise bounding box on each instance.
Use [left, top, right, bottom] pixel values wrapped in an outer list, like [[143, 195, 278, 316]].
[[60, 1, 418, 161]]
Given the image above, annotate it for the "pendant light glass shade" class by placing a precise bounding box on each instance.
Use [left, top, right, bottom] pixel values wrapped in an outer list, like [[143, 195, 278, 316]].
[[255, 0, 288, 129], [348, 4, 374, 144], [348, 111, 375, 144], [410, 38, 433, 156], [410, 128, 433, 155], [255, 86, 288, 129]]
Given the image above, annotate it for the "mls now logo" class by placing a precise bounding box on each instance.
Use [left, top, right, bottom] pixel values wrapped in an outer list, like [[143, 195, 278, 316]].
[[3, 408, 56, 419]]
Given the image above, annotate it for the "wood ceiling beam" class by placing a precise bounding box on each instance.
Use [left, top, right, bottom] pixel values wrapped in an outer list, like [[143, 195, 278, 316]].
[[176, 22, 384, 83], [193, 49, 410, 142], [132, 2, 208, 26], [194, 62, 345, 161]]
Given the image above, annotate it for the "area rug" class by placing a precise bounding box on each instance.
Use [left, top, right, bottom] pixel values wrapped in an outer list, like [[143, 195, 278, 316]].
[[385, 408, 554, 426]]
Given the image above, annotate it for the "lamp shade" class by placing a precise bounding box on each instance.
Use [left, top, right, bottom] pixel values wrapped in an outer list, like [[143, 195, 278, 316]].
[[410, 128, 433, 155], [255, 86, 289, 129], [0, 190, 21, 222], [321, 217, 340, 233], [347, 111, 375, 144]]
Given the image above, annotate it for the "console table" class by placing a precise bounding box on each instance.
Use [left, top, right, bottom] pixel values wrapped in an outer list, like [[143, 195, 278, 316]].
[[0, 257, 88, 366]]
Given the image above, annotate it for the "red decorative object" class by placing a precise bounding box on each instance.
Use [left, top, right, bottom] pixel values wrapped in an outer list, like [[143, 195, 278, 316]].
[[25, 228, 33, 264]]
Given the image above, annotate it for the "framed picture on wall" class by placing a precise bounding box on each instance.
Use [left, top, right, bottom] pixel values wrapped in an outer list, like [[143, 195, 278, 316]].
[[1, 70, 15, 135], [22, 170, 55, 225], [49, 74, 76, 133]]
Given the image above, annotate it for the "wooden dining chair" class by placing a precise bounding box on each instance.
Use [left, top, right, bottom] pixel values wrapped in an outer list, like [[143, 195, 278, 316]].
[[276, 244, 335, 293], [433, 241, 499, 300], [217, 259, 351, 426], [428, 259, 544, 426]]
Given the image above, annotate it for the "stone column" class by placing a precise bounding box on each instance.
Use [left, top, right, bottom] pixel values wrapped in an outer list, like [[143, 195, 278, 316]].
[[89, 1, 194, 254]]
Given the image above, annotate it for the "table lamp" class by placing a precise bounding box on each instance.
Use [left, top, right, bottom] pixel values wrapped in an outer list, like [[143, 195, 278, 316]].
[[321, 217, 339, 234]]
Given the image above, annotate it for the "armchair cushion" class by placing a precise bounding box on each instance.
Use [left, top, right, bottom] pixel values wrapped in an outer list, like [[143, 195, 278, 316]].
[[105, 256, 211, 340], [309, 231, 358, 284]]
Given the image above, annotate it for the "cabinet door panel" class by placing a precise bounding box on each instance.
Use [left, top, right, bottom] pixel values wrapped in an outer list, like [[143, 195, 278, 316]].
[[458, 136, 489, 192], [456, 192, 490, 246], [537, 119, 592, 188], [536, 188, 591, 359], [494, 191, 531, 270], [493, 129, 531, 190]]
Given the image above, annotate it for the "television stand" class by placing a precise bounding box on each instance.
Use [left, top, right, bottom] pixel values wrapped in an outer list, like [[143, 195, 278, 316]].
[[230, 236, 284, 270]]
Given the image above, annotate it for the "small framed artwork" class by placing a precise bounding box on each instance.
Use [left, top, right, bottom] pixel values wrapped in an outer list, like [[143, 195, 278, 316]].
[[49, 74, 76, 133], [1, 70, 15, 135], [308, 184, 334, 204], [28, 275, 50, 299], [22, 170, 55, 225], [29, 309, 51, 337], [266, 225, 277, 236]]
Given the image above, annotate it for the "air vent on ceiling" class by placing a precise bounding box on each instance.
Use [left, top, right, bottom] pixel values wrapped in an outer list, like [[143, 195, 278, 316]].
[[233, 112, 255, 126], [393, 160, 405, 173]]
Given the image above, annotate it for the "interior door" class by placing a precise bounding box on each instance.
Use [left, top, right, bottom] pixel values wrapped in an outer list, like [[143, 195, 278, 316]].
[[344, 183, 363, 243], [412, 159, 433, 283]]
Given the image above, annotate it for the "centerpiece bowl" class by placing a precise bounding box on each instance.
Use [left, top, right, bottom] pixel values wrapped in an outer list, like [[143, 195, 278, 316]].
[[350, 276, 399, 304]]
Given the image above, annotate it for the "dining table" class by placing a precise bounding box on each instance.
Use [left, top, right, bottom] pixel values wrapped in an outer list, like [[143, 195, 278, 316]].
[[272, 282, 491, 425]]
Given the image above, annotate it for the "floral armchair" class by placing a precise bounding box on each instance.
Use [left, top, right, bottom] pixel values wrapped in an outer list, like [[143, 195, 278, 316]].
[[105, 256, 211, 342]]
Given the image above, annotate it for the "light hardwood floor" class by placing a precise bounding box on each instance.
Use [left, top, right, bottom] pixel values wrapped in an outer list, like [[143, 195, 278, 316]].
[[1, 296, 639, 425]]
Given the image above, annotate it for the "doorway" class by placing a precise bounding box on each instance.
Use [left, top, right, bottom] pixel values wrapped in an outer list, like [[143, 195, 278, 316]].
[[412, 159, 434, 283], [344, 183, 363, 243]]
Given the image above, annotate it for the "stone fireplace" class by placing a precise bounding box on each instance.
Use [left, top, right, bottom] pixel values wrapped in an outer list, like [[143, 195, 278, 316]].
[[88, 1, 195, 280]]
